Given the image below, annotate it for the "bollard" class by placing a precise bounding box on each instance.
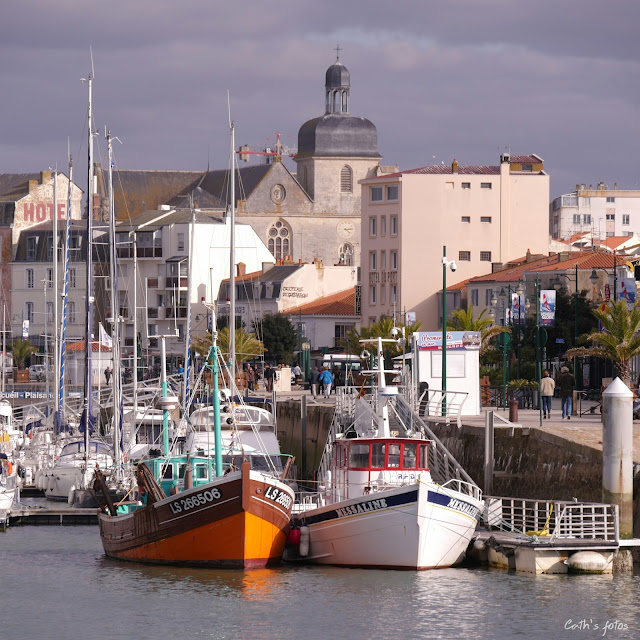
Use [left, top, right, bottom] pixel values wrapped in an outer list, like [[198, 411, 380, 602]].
[[509, 398, 518, 423]]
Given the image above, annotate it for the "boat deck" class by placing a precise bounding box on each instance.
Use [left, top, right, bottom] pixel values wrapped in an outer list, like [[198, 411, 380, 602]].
[[0, 506, 98, 530]]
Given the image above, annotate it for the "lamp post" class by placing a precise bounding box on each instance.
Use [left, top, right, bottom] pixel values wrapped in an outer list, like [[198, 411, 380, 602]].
[[441, 246, 457, 416], [535, 273, 543, 426], [515, 280, 525, 380], [559, 265, 581, 391], [491, 287, 510, 411]]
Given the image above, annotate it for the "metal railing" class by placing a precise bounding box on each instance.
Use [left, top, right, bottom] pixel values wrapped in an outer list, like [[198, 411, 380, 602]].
[[415, 388, 468, 428], [483, 496, 618, 543]]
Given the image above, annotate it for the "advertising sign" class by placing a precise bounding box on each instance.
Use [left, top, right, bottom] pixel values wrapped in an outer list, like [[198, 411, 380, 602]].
[[511, 293, 525, 325], [417, 331, 481, 351], [22, 320, 29, 339], [539, 290, 556, 327], [618, 277, 636, 310]]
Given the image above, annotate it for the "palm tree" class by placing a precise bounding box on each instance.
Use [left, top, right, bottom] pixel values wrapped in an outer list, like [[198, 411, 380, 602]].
[[343, 317, 423, 357], [192, 328, 264, 371], [10, 338, 38, 369], [448, 305, 509, 355], [567, 299, 640, 386]]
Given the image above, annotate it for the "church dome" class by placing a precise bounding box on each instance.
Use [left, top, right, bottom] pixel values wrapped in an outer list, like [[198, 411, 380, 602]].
[[296, 58, 380, 160], [297, 115, 380, 159]]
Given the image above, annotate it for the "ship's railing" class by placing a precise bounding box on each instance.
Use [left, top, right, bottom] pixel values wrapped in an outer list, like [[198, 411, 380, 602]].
[[394, 394, 479, 492], [483, 496, 619, 542]]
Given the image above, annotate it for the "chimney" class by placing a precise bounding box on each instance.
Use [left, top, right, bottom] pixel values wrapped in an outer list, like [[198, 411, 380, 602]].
[[236, 262, 246, 277], [28, 179, 38, 193], [614, 182, 618, 190], [491, 262, 503, 273], [262, 261, 275, 273], [451, 159, 458, 174], [41, 170, 51, 184], [575, 184, 580, 193]]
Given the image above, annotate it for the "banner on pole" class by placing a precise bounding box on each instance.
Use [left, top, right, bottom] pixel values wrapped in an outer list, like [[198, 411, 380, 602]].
[[540, 290, 556, 327], [618, 277, 636, 310]]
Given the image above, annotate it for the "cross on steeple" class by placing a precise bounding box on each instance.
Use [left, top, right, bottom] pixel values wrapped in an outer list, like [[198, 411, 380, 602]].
[[334, 43, 342, 61]]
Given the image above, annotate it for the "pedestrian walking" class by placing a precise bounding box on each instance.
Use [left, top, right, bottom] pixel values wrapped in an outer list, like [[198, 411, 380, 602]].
[[264, 365, 274, 392], [104, 367, 111, 385], [540, 370, 555, 419], [557, 366, 575, 419], [246, 365, 255, 391], [310, 366, 320, 399], [319, 366, 334, 399]]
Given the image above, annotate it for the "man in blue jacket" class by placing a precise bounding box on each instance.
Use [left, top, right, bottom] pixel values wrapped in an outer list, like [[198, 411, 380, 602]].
[[318, 366, 334, 399]]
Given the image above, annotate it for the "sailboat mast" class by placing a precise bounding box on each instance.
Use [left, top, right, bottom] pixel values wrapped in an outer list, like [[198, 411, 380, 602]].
[[82, 70, 95, 454], [183, 203, 194, 411], [229, 120, 236, 379], [53, 170, 59, 413], [107, 129, 122, 469], [59, 158, 73, 422]]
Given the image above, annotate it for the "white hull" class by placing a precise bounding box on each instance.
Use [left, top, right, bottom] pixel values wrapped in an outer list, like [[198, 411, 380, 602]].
[[297, 482, 482, 570], [0, 475, 19, 511]]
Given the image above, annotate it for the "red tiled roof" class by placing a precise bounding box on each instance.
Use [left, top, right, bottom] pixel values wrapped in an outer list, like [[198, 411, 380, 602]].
[[282, 289, 356, 317], [65, 341, 112, 352], [599, 236, 634, 249]]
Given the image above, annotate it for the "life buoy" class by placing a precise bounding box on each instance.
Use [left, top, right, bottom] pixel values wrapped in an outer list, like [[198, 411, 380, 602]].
[[2, 461, 13, 475]]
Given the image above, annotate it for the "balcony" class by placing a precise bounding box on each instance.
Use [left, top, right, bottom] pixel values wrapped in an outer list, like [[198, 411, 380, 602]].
[[147, 307, 159, 319], [165, 307, 188, 319], [147, 278, 158, 288], [165, 277, 188, 289]]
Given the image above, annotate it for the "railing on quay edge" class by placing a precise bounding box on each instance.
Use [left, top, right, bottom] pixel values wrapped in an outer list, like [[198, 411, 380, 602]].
[[483, 496, 619, 543]]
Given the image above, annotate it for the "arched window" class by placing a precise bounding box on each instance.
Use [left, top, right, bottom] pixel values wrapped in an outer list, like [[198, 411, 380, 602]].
[[339, 243, 354, 266], [340, 166, 353, 193], [267, 220, 291, 260]]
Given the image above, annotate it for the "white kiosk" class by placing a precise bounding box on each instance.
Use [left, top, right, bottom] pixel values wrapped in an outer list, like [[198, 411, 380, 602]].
[[412, 331, 481, 416]]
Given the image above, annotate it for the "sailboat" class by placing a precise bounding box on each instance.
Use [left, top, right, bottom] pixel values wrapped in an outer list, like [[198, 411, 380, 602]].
[[95, 118, 295, 568]]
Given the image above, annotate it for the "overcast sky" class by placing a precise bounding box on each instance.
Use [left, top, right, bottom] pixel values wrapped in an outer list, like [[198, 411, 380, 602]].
[[2, 1, 639, 199]]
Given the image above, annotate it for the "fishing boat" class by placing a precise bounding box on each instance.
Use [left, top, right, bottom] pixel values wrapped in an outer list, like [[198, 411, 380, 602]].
[[96, 327, 295, 568], [287, 337, 483, 570]]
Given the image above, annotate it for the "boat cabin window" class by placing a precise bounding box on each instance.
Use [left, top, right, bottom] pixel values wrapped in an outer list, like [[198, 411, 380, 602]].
[[161, 464, 173, 480], [420, 444, 429, 469], [195, 464, 208, 480], [138, 424, 163, 444], [178, 464, 187, 479], [371, 443, 385, 468], [388, 444, 401, 468], [349, 443, 370, 468], [403, 443, 417, 469]]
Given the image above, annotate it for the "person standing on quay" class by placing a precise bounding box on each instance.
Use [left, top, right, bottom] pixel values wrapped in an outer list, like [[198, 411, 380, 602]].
[[557, 366, 575, 420], [319, 366, 334, 399], [540, 370, 555, 419], [309, 366, 320, 399]]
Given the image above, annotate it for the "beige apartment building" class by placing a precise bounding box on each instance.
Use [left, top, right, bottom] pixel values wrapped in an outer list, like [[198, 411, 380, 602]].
[[360, 153, 550, 328]]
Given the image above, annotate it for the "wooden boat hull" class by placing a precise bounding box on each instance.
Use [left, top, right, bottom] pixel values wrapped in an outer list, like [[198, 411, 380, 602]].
[[98, 465, 293, 569]]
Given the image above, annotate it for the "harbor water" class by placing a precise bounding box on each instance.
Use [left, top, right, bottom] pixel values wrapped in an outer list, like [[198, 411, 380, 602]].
[[2, 525, 639, 640]]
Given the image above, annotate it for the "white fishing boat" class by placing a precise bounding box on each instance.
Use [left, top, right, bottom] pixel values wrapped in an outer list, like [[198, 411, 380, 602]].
[[0, 456, 19, 511], [287, 337, 483, 570]]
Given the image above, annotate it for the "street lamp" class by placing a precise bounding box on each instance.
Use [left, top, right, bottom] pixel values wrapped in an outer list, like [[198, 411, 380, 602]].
[[441, 246, 457, 416], [491, 287, 510, 410]]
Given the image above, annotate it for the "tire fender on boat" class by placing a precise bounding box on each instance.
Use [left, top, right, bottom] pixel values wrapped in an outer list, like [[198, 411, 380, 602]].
[[299, 525, 310, 557]]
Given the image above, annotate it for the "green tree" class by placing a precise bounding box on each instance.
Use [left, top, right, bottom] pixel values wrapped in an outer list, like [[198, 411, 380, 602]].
[[567, 299, 640, 386], [343, 316, 423, 358], [10, 338, 37, 369], [192, 328, 264, 370], [254, 313, 297, 364], [448, 305, 509, 355]]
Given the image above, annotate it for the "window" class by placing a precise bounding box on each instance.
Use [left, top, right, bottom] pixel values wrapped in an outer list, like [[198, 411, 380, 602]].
[[338, 243, 354, 266], [391, 250, 398, 270], [26, 269, 34, 289], [340, 166, 353, 193], [481, 182, 492, 189], [369, 251, 377, 271], [148, 324, 158, 336], [26, 302, 34, 322], [177, 233, 185, 252], [606, 197, 615, 203], [521, 164, 533, 171], [480, 251, 492, 262], [369, 217, 377, 237], [583, 214, 592, 224], [267, 220, 290, 260], [47, 268, 53, 288], [349, 443, 370, 469], [26, 236, 37, 260], [472, 289, 479, 305], [445, 181, 454, 190], [380, 216, 387, 236], [573, 214, 581, 224], [370, 186, 383, 203], [461, 216, 471, 223], [381, 250, 387, 270], [606, 214, 615, 221], [624, 231, 633, 237], [390, 215, 398, 236], [369, 285, 377, 305], [371, 443, 386, 468], [69, 268, 76, 288], [69, 301, 76, 324], [459, 251, 471, 261], [481, 216, 492, 223], [485, 289, 493, 306], [386, 185, 398, 201], [462, 182, 471, 189], [391, 285, 397, 304], [46, 237, 54, 261], [623, 214, 630, 225]]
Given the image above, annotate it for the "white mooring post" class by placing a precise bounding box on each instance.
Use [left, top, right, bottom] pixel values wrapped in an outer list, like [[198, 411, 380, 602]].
[[602, 378, 634, 572]]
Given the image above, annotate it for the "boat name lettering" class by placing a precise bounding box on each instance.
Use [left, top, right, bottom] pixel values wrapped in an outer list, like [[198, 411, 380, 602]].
[[446, 498, 479, 518], [335, 498, 388, 518], [264, 485, 292, 510], [168, 488, 222, 515]]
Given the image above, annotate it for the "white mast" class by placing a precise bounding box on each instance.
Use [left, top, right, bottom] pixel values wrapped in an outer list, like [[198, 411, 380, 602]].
[[53, 169, 59, 412], [229, 107, 236, 379], [183, 201, 195, 409]]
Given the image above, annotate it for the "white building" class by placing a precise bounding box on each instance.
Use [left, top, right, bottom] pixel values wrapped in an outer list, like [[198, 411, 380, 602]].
[[551, 182, 640, 241]]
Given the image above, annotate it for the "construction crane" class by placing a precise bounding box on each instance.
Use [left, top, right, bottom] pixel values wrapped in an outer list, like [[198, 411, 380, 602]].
[[237, 132, 297, 164]]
